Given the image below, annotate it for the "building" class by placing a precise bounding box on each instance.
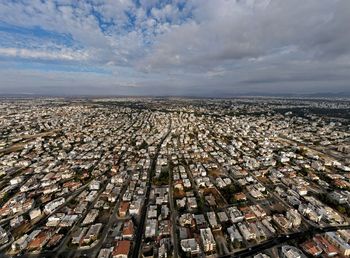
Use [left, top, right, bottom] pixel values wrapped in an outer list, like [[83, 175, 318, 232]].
[[262, 219, 276, 235], [129, 198, 142, 215], [300, 240, 323, 256], [338, 229, 350, 243], [286, 209, 302, 227], [122, 220, 134, 239], [0, 226, 9, 246], [44, 197, 65, 214], [238, 222, 256, 241], [325, 232, 350, 256], [217, 211, 229, 223], [29, 208, 42, 221], [112, 240, 131, 258], [82, 209, 99, 225], [254, 254, 270, 258], [194, 214, 207, 229], [90, 180, 101, 190], [98, 248, 113, 258], [83, 223, 102, 244], [180, 238, 200, 255], [227, 206, 244, 223], [313, 235, 338, 257], [147, 205, 157, 219], [11, 234, 28, 251], [200, 228, 216, 253], [207, 211, 221, 230], [227, 225, 243, 244], [72, 228, 87, 245], [273, 214, 292, 230], [27, 230, 50, 250], [118, 201, 129, 218], [281, 245, 307, 258], [145, 219, 157, 239]]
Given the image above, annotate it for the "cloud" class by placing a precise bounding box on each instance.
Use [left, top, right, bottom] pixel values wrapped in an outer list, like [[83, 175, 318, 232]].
[[0, 67, 144, 95], [141, 0, 350, 70], [0, 47, 90, 61], [0, 0, 349, 95]]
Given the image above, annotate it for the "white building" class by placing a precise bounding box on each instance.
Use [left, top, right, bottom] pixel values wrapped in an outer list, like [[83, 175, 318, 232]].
[[200, 228, 216, 252], [44, 197, 65, 214], [180, 238, 200, 255]]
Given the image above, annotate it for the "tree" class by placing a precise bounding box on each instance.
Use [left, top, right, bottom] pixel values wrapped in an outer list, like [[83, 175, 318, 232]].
[[220, 184, 242, 204]]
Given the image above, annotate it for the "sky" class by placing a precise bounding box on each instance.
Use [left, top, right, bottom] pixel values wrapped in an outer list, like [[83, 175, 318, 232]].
[[0, 0, 349, 96]]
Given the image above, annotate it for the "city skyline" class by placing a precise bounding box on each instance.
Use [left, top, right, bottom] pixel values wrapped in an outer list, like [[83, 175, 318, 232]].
[[0, 97, 349, 258]]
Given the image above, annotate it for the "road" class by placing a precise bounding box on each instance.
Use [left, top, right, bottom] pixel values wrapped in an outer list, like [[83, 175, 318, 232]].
[[168, 159, 178, 258], [0, 130, 60, 155], [76, 182, 128, 258], [131, 118, 171, 258], [277, 134, 347, 163]]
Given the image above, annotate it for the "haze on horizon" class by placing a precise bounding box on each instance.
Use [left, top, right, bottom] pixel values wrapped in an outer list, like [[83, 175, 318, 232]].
[[0, 0, 349, 97]]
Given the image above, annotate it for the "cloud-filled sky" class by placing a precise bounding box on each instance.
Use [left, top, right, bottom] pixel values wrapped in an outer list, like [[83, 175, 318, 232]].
[[0, 0, 349, 96]]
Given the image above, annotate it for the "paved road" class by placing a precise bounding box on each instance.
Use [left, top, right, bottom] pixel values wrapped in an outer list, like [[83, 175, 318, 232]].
[[77, 184, 126, 258], [168, 160, 178, 258], [132, 118, 171, 258], [0, 130, 60, 155], [278, 134, 345, 162]]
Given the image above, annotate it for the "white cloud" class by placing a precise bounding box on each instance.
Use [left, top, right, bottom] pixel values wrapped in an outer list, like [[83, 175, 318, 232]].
[[0, 0, 349, 95], [0, 47, 90, 61], [141, 0, 350, 70]]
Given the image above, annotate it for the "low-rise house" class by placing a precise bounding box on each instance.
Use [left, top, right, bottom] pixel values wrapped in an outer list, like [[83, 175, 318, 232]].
[[325, 232, 350, 256], [227, 225, 243, 244], [122, 220, 134, 240], [313, 235, 338, 257], [44, 197, 65, 214], [118, 202, 129, 218], [200, 228, 216, 253], [207, 212, 220, 230], [12, 234, 28, 251], [180, 238, 200, 255], [301, 240, 323, 257], [83, 223, 102, 244], [112, 240, 131, 258], [281, 245, 306, 258], [238, 222, 256, 241], [227, 206, 244, 223], [273, 214, 292, 230], [286, 209, 302, 227]]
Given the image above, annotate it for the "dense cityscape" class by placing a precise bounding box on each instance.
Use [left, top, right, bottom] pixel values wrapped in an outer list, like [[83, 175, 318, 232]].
[[0, 97, 349, 258]]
